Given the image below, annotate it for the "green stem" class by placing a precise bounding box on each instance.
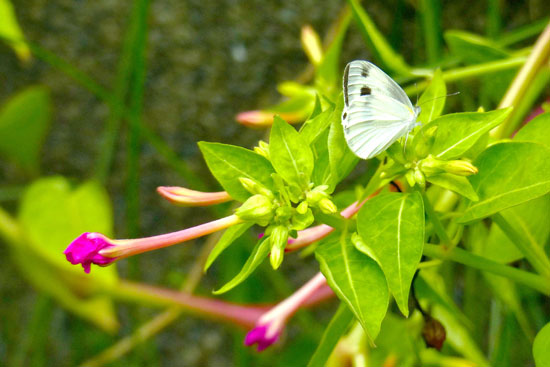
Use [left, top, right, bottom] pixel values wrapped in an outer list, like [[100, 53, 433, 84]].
[[423, 244, 550, 295], [492, 21, 550, 139], [492, 213, 550, 278], [420, 191, 451, 245], [404, 56, 527, 95]]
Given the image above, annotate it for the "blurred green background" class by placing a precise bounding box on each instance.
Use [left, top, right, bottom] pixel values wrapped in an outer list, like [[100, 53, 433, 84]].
[[1, 0, 549, 366]]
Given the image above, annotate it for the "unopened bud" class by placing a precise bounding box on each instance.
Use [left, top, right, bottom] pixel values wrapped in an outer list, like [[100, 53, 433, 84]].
[[301, 25, 323, 66], [275, 206, 293, 222], [296, 201, 308, 214], [239, 177, 274, 198], [319, 198, 337, 214], [291, 208, 314, 230], [254, 141, 270, 160], [414, 168, 426, 189], [405, 170, 416, 187], [422, 318, 446, 351], [236, 194, 274, 226], [269, 226, 289, 269], [443, 160, 478, 176]]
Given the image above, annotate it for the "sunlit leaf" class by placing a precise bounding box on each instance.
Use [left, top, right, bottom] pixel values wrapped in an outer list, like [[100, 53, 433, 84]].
[[213, 237, 270, 294], [514, 112, 550, 148], [204, 222, 254, 272], [417, 69, 446, 125], [270, 116, 314, 187], [422, 107, 512, 160], [427, 173, 479, 201], [356, 192, 424, 316], [316, 236, 389, 342], [459, 142, 550, 223], [198, 142, 275, 202]]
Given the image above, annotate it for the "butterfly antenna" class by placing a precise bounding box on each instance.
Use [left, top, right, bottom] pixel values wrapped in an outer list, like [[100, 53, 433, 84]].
[[418, 92, 460, 107]]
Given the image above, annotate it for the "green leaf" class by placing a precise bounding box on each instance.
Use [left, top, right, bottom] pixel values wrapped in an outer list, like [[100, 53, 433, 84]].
[[422, 107, 512, 160], [0, 86, 52, 173], [534, 322, 550, 367], [427, 173, 479, 201], [445, 30, 509, 64], [18, 177, 117, 283], [417, 69, 446, 125], [198, 142, 275, 202], [316, 236, 389, 342], [16, 176, 118, 331], [485, 195, 550, 264], [459, 142, 550, 223], [514, 112, 550, 148], [327, 106, 359, 191], [0, 0, 31, 61], [270, 116, 314, 187], [204, 222, 254, 272], [348, 0, 411, 75], [213, 237, 271, 294], [307, 303, 354, 367], [300, 105, 336, 146], [356, 192, 424, 316]]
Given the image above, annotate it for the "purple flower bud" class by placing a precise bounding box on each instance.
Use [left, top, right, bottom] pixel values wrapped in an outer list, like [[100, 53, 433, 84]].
[[244, 324, 281, 351], [63, 232, 117, 273]]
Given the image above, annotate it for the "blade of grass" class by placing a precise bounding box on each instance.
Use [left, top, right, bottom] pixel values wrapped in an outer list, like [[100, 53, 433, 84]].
[[496, 17, 549, 47], [486, 0, 501, 39], [419, 0, 442, 63], [125, 0, 150, 238]]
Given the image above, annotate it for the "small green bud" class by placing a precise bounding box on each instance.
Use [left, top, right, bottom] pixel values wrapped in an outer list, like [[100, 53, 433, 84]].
[[306, 190, 325, 204], [269, 225, 289, 269], [414, 168, 426, 189], [319, 198, 338, 214], [235, 194, 274, 226], [291, 208, 314, 230], [239, 177, 274, 198], [419, 155, 478, 177], [296, 201, 309, 214], [405, 170, 416, 187], [275, 205, 293, 222], [443, 160, 478, 176], [254, 140, 270, 159]]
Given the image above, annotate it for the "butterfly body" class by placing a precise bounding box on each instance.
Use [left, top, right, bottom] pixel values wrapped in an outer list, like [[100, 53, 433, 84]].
[[342, 60, 420, 159]]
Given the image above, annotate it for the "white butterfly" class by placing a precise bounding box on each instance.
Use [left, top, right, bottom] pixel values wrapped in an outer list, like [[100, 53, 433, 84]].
[[342, 60, 420, 160]]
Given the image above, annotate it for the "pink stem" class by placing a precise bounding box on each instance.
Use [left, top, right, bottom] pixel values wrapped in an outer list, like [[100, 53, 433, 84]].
[[102, 215, 242, 258]]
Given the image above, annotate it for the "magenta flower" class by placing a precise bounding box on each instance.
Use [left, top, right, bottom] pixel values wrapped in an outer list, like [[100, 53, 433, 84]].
[[64, 214, 243, 273], [244, 273, 329, 351], [245, 324, 282, 351], [64, 232, 117, 273]]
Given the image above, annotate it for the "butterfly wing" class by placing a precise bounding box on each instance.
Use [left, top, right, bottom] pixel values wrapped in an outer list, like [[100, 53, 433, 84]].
[[342, 60, 418, 159], [343, 60, 413, 110]]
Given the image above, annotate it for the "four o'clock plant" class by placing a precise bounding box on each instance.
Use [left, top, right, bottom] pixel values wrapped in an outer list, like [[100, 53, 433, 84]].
[[58, 10, 550, 367]]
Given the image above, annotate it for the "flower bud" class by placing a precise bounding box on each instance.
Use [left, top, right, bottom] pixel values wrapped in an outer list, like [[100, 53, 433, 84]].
[[275, 206, 293, 222], [254, 140, 270, 160], [157, 186, 231, 207], [270, 225, 289, 269], [443, 160, 478, 176], [414, 168, 426, 189], [296, 201, 308, 215], [236, 110, 275, 127], [301, 25, 323, 66], [405, 170, 416, 187], [236, 194, 274, 226], [239, 177, 274, 198], [319, 198, 338, 214], [291, 208, 314, 230], [419, 155, 478, 177]]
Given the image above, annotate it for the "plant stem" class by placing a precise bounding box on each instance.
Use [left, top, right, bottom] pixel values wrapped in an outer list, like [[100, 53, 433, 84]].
[[423, 244, 550, 295], [492, 21, 550, 139], [492, 213, 550, 278], [403, 56, 527, 95], [420, 191, 451, 245]]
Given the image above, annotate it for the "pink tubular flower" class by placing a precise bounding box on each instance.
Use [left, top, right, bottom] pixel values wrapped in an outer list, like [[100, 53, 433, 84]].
[[157, 186, 232, 206], [236, 110, 304, 127], [64, 215, 243, 273], [64, 232, 117, 273], [245, 272, 329, 351]]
